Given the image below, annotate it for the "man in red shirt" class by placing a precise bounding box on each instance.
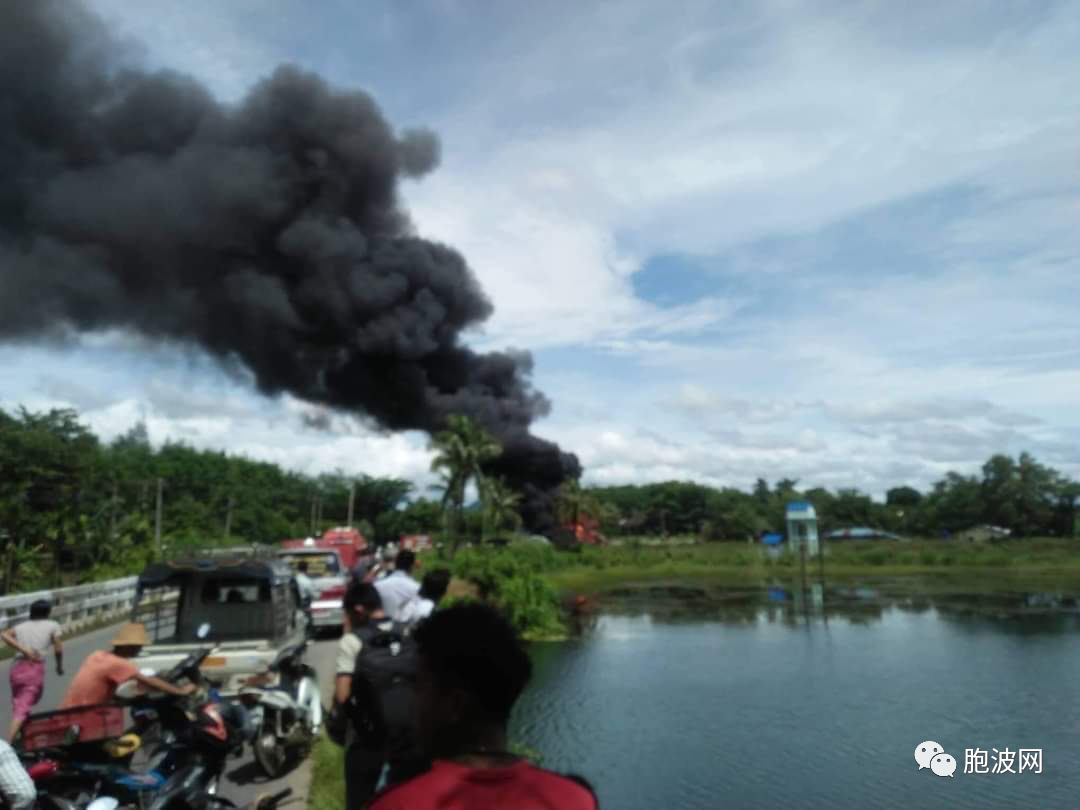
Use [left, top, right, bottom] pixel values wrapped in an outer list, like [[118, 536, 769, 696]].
[[369, 603, 598, 810]]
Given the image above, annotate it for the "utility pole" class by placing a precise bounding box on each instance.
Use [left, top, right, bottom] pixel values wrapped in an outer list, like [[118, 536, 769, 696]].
[[110, 482, 118, 544], [310, 492, 317, 536], [347, 482, 355, 528], [224, 494, 234, 540], [154, 478, 164, 558], [316, 495, 323, 532]]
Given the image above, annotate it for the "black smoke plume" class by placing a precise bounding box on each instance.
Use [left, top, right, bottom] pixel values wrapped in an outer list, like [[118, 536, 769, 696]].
[[0, 0, 579, 532]]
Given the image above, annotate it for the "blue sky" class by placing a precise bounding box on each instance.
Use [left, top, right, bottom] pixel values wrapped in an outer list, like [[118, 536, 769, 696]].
[[4, 0, 1080, 496]]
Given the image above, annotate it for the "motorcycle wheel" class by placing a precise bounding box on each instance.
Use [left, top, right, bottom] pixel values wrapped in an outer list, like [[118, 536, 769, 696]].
[[252, 729, 289, 779]]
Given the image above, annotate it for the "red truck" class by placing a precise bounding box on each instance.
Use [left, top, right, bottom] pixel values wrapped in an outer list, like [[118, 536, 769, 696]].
[[315, 526, 369, 569]]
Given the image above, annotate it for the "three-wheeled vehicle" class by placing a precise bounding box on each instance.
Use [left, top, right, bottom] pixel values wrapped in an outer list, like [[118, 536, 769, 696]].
[[130, 554, 322, 778], [130, 555, 306, 696]]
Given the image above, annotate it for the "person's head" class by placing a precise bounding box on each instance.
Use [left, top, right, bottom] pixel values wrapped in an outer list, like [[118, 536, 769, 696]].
[[395, 549, 416, 574], [412, 602, 532, 757], [30, 599, 52, 620], [297, 561, 309, 575], [419, 569, 451, 604], [343, 580, 382, 625], [111, 623, 149, 658]]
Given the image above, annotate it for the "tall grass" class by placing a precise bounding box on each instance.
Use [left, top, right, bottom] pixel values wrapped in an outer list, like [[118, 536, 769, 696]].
[[309, 736, 346, 810]]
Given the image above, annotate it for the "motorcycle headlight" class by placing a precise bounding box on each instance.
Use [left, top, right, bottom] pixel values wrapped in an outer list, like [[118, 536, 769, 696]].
[[87, 798, 120, 810]]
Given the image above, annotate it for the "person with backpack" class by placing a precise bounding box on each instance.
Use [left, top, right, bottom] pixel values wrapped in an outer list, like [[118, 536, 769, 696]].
[[369, 602, 598, 810], [332, 580, 428, 808]]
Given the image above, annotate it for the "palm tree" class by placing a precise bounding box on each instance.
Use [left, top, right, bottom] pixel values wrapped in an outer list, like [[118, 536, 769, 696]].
[[429, 414, 501, 556], [482, 477, 522, 541]]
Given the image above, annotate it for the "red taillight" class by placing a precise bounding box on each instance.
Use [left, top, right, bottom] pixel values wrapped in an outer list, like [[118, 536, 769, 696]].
[[319, 585, 346, 601], [28, 761, 59, 781]]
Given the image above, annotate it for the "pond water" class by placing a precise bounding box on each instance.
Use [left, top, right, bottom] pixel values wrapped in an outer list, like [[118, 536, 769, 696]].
[[511, 582, 1080, 809]]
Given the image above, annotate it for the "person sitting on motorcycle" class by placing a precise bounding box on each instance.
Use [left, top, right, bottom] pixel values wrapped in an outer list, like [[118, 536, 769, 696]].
[[0, 739, 35, 810], [60, 623, 196, 708], [369, 603, 598, 810]]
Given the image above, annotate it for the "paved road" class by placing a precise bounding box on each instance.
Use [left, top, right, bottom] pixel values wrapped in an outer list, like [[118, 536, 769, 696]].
[[1, 623, 340, 809]]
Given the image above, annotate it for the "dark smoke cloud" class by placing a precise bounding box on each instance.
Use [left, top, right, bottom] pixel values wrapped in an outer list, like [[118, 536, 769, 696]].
[[0, 0, 579, 531]]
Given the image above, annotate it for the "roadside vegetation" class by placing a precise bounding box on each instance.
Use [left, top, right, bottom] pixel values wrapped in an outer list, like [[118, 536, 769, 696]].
[[309, 736, 346, 810], [433, 538, 1080, 638]]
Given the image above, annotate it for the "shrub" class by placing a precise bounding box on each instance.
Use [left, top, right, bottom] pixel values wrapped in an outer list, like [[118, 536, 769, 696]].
[[449, 544, 568, 638]]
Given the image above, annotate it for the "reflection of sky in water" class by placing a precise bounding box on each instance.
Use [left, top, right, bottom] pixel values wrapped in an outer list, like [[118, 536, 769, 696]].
[[513, 587, 1080, 810]]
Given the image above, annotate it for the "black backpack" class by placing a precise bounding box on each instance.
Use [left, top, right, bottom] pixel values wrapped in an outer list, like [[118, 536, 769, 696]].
[[347, 621, 418, 755]]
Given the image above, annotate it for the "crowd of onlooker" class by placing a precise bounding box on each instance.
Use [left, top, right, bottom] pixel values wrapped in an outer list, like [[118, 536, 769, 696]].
[[329, 548, 598, 808], [0, 550, 600, 809]]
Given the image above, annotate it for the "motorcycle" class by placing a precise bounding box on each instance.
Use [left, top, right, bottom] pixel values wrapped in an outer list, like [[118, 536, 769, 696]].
[[239, 641, 322, 779], [24, 623, 249, 810]]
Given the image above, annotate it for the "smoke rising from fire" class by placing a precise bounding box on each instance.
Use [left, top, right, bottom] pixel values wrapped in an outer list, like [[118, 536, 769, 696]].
[[0, 0, 580, 530]]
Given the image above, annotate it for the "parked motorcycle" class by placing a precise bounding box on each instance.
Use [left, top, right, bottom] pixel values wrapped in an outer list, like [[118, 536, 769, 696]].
[[23, 623, 249, 810], [239, 641, 322, 779]]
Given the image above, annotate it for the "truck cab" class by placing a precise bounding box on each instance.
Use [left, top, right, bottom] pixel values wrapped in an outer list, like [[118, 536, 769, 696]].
[[130, 556, 305, 696]]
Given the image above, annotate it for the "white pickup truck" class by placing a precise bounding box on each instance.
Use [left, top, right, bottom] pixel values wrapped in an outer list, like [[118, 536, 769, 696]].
[[274, 546, 347, 633], [129, 556, 306, 696]]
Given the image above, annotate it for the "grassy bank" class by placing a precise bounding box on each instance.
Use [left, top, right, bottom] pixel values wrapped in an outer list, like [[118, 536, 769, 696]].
[[441, 539, 1080, 638], [550, 539, 1080, 592]]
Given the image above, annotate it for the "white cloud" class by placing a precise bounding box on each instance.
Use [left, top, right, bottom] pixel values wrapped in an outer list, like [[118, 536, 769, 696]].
[[6, 1, 1079, 499]]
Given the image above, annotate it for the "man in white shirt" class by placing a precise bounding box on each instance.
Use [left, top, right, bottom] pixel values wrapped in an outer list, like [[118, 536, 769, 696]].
[[374, 550, 420, 622], [398, 568, 451, 626]]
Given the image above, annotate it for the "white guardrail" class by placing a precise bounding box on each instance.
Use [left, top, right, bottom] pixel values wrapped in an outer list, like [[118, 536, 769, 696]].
[[0, 577, 138, 633]]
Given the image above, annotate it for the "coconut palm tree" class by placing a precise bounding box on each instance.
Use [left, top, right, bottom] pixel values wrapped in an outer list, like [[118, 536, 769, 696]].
[[482, 477, 522, 541], [429, 414, 501, 555]]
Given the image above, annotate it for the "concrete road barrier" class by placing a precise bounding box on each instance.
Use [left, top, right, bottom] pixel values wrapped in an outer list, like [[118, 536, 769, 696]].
[[0, 577, 138, 632]]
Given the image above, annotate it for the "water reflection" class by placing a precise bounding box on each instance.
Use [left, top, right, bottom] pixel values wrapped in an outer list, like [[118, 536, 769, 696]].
[[594, 580, 1080, 633], [516, 581, 1080, 810]]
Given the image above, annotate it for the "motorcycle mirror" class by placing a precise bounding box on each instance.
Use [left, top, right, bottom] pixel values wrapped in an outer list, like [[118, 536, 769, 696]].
[[197, 622, 212, 640], [88, 798, 120, 810]]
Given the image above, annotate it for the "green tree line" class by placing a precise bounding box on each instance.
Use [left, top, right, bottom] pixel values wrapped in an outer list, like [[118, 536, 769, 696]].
[[0, 407, 442, 593], [578, 452, 1080, 542], [4, 405, 1078, 594]]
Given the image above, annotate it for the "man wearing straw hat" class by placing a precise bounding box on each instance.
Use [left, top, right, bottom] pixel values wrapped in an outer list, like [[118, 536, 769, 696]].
[[60, 623, 195, 709]]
